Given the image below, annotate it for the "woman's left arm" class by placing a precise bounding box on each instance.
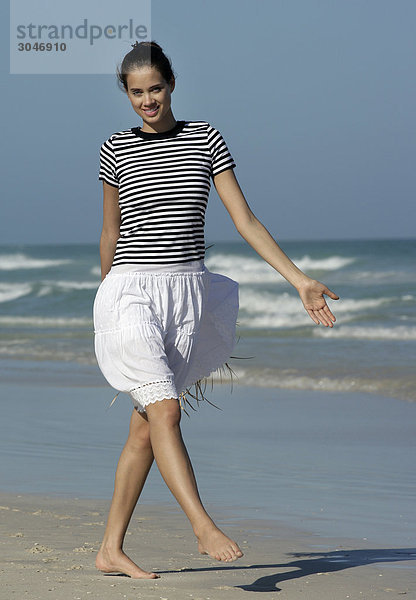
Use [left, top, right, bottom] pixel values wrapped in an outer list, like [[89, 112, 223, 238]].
[[213, 169, 340, 327]]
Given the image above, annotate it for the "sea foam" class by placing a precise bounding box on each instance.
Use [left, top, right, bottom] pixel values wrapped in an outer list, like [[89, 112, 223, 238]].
[[38, 280, 100, 292], [205, 253, 355, 284], [238, 288, 393, 329], [219, 367, 416, 402], [314, 325, 416, 341], [0, 316, 91, 327], [0, 253, 72, 270], [0, 283, 32, 303]]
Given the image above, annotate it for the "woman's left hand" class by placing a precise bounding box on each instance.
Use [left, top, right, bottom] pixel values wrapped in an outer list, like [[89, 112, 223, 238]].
[[297, 279, 339, 327]]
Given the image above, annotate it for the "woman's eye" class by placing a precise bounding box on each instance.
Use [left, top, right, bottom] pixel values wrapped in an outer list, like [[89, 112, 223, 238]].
[[132, 88, 161, 95]]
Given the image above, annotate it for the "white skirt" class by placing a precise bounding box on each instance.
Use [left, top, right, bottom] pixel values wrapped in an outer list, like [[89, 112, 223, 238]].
[[92, 260, 239, 414]]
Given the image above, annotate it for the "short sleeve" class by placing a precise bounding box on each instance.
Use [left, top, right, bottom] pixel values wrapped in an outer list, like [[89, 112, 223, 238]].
[[98, 137, 119, 188], [206, 124, 236, 177]]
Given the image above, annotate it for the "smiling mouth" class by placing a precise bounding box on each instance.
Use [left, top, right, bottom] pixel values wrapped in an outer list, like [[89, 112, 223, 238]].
[[143, 106, 159, 115]]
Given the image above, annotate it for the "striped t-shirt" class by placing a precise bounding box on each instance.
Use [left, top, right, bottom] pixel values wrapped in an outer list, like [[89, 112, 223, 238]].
[[98, 120, 236, 265]]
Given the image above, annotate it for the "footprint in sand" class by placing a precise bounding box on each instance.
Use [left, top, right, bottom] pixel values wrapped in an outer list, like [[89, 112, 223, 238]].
[[42, 556, 60, 563], [28, 544, 53, 553], [73, 543, 96, 553]]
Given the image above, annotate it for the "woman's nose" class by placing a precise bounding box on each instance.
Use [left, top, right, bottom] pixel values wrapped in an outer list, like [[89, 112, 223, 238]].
[[143, 94, 154, 106]]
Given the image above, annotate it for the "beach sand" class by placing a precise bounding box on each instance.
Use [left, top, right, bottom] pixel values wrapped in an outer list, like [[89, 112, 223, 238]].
[[1, 491, 415, 599], [0, 378, 415, 598]]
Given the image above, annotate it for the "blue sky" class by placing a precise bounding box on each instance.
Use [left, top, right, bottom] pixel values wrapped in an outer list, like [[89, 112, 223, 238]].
[[2, 0, 415, 244]]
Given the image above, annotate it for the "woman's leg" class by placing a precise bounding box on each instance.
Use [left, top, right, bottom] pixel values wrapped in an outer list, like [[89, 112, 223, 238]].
[[95, 408, 159, 579], [145, 397, 243, 563]]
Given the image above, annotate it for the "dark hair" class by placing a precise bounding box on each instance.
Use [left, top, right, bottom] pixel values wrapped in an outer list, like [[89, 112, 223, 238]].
[[116, 40, 176, 93]]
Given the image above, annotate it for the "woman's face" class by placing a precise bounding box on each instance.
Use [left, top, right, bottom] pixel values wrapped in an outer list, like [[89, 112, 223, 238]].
[[126, 66, 175, 127]]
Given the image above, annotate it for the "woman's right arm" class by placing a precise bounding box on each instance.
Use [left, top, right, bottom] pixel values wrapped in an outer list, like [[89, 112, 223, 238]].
[[99, 181, 121, 281]]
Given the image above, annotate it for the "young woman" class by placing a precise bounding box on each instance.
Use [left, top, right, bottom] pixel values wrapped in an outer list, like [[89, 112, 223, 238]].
[[93, 40, 339, 579]]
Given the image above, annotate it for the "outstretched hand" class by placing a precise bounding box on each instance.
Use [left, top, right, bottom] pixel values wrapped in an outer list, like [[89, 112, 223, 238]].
[[297, 279, 339, 327]]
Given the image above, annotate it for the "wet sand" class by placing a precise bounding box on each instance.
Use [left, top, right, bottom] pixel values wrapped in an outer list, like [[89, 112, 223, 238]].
[[1, 491, 415, 599]]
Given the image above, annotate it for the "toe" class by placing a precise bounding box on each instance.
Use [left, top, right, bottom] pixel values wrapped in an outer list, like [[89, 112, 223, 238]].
[[222, 550, 233, 562]]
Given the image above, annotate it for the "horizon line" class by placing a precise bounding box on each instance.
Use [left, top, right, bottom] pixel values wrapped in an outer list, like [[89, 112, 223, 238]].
[[0, 235, 415, 247]]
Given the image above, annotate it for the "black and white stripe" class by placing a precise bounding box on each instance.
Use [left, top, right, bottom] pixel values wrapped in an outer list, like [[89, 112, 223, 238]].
[[98, 120, 236, 265]]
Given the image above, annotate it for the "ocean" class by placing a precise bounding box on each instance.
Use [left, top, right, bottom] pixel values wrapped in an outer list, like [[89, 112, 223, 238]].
[[0, 238, 415, 401], [1, 238, 415, 545]]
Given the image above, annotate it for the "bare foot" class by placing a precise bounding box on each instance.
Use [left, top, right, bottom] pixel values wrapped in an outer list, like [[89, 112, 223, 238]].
[[96, 546, 159, 579], [196, 524, 244, 562]]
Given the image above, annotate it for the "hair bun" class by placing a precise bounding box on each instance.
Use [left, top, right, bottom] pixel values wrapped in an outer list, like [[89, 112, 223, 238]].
[[131, 40, 164, 51]]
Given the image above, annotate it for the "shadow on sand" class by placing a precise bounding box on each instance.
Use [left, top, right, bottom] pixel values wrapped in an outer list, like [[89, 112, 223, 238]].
[[156, 547, 416, 592], [235, 547, 416, 592]]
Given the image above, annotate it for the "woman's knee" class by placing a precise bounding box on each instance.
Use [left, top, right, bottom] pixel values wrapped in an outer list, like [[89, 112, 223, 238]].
[[126, 409, 152, 450], [146, 397, 182, 428]]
